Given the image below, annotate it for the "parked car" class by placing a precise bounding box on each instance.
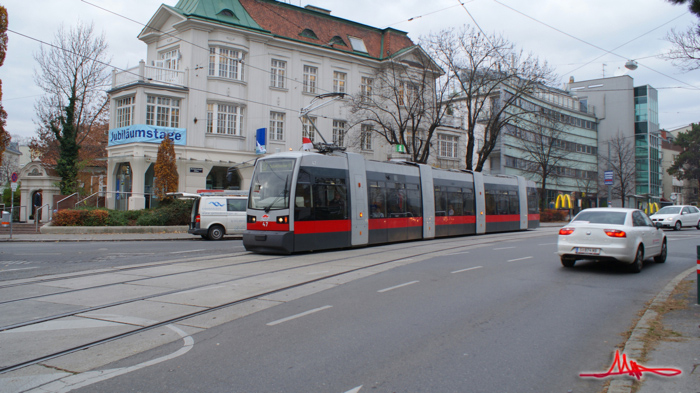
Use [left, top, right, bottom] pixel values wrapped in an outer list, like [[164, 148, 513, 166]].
[[557, 208, 667, 273], [170, 191, 248, 240], [649, 205, 700, 231]]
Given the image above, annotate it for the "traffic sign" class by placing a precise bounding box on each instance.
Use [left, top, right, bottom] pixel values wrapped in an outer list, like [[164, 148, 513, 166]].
[[10, 172, 18, 183], [604, 170, 613, 185]]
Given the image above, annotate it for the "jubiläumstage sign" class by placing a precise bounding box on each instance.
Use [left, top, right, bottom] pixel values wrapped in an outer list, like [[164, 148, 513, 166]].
[[108, 125, 187, 147]]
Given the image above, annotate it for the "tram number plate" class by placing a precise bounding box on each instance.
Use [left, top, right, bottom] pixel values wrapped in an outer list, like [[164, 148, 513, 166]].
[[575, 247, 600, 255]]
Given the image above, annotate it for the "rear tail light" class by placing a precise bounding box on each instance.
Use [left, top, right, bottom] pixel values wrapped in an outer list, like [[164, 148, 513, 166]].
[[604, 229, 626, 238], [559, 227, 575, 235], [195, 215, 200, 223]]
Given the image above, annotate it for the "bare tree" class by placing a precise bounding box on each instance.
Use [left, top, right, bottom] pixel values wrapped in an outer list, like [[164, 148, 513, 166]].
[[423, 26, 556, 171], [510, 112, 568, 210], [347, 48, 455, 163], [32, 22, 111, 193], [0, 5, 10, 167], [600, 133, 636, 207], [663, 26, 700, 71]]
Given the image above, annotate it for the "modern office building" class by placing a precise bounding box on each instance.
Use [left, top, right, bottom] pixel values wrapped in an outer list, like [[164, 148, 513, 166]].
[[105, 0, 458, 210], [567, 75, 661, 207]]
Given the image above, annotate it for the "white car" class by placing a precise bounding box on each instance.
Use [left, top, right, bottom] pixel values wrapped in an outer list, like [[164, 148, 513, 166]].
[[649, 205, 700, 231], [557, 208, 667, 273]]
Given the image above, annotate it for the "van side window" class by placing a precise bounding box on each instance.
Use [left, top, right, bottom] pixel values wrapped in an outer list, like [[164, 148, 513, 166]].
[[227, 199, 246, 212]]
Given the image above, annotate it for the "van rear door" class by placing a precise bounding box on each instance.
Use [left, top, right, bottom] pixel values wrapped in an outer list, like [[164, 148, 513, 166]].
[[226, 198, 247, 232]]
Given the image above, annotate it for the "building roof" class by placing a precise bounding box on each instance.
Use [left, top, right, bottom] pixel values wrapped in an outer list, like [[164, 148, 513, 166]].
[[168, 0, 416, 60]]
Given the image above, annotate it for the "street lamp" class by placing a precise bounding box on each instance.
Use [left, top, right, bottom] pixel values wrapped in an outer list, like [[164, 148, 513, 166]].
[[624, 60, 638, 71]]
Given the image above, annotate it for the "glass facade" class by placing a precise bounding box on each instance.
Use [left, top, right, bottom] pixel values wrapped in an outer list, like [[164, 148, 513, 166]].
[[634, 86, 661, 201]]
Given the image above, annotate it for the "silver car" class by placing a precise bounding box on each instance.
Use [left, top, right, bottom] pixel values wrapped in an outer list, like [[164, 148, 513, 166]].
[[649, 205, 700, 231], [557, 208, 667, 273]]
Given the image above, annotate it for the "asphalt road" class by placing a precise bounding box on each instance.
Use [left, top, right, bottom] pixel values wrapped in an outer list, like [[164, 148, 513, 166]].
[[0, 239, 247, 280], [65, 228, 700, 393]]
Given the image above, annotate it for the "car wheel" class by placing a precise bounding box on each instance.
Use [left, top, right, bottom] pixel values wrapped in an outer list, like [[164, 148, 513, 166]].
[[629, 246, 643, 273], [560, 256, 576, 268], [208, 225, 225, 241], [696, 220, 700, 230], [654, 240, 667, 263], [674, 221, 682, 231]]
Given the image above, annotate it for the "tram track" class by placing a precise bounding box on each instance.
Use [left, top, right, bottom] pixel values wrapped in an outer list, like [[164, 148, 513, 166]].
[[0, 229, 556, 377]]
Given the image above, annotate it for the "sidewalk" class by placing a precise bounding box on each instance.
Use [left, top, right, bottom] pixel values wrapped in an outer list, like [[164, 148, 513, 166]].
[[608, 267, 700, 393], [0, 223, 200, 242]]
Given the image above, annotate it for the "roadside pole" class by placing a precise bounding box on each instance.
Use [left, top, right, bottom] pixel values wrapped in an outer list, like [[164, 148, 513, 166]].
[[10, 172, 18, 240], [697, 245, 699, 305]]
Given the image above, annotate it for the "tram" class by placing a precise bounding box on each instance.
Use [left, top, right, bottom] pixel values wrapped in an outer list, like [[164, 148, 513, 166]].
[[243, 151, 539, 254]]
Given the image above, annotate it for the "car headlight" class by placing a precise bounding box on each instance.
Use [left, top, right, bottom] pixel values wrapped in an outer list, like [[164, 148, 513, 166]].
[[665, 217, 673, 221]]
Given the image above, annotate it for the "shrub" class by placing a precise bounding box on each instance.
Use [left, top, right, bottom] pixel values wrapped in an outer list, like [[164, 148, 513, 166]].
[[51, 199, 193, 227], [53, 209, 88, 226], [540, 209, 570, 222], [84, 210, 109, 226]]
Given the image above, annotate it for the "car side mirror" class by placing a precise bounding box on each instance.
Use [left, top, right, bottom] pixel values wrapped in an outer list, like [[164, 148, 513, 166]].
[[655, 222, 663, 229]]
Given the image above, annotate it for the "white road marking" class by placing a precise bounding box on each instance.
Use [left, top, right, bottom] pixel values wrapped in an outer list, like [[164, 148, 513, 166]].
[[267, 305, 333, 326], [378, 281, 419, 293], [451, 266, 483, 274], [343, 386, 363, 393], [446, 251, 470, 256], [169, 249, 206, 254], [27, 325, 193, 393], [0, 267, 39, 273], [493, 246, 515, 250], [508, 256, 533, 262]]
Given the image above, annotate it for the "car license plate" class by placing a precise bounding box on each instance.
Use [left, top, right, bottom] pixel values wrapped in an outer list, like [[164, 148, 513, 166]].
[[575, 247, 600, 255]]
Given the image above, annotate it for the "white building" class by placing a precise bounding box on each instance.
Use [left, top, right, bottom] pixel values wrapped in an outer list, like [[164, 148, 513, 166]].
[[106, 0, 456, 210]]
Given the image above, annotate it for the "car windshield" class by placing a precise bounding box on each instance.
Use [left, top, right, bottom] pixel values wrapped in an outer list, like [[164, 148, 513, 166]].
[[572, 211, 627, 225], [248, 158, 295, 211], [656, 206, 681, 215]]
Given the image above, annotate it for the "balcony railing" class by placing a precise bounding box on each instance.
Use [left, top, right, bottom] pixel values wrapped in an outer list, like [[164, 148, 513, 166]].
[[112, 60, 187, 89]]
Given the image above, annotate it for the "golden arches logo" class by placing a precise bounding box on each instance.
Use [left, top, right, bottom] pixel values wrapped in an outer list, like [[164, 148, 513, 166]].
[[555, 194, 572, 209], [644, 202, 659, 215]]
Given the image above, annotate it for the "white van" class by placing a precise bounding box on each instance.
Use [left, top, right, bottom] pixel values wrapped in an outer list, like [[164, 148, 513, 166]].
[[171, 191, 248, 240]]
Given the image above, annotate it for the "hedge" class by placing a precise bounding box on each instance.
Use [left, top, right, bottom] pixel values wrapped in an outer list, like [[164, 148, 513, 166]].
[[52, 199, 193, 226]]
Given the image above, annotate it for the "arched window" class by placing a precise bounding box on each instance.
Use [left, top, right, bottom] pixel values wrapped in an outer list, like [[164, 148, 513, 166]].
[[300, 29, 318, 40]]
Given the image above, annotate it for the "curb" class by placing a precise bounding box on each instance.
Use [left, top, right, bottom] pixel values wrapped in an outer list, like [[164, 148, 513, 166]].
[[605, 266, 697, 393], [39, 224, 189, 234]]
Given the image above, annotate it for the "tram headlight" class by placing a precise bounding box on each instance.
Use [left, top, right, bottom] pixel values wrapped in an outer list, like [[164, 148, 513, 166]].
[[247, 215, 256, 223], [276, 216, 288, 224]]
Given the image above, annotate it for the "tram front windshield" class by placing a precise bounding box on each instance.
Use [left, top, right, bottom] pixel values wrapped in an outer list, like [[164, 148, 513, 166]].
[[249, 158, 295, 211]]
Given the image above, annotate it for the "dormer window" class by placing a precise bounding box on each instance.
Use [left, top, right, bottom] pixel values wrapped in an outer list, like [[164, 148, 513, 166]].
[[300, 29, 318, 40], [329, 36, 346, 47], [348, 36, 367, 53], [218, 9, 234, 17]]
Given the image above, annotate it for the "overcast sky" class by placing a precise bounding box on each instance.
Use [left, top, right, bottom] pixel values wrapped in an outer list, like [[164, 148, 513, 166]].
[[1, 0, 698, 140]]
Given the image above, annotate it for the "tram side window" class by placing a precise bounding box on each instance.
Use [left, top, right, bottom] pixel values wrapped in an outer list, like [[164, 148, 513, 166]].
[[294, 167, 348, 221], [484, 184, 520, 215], [405, 183, 422, 217], [369, 182, 386, 218], [447, 187, 463, 216], [463, 187, 475, 215], [508, 190, 520, 215], [434, 186, 447, 216], [387, 183, 407, 217], [527, 187, 539, 214]]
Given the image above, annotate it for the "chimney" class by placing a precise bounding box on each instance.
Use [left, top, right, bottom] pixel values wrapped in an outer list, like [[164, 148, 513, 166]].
[[569, 76, 574, 83], [305, 5, 331, 15]]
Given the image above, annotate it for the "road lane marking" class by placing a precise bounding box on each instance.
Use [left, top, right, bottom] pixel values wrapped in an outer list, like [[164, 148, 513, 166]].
[[344, 386, 363, 393], [508, 256, 533, 262], [378, 281, 419, 293], [0, 267, 39, 273], [446, 251, 470, 256], [451, 266, 483, 274], [267, 305, 333, 326], [169, 249, 206, 254], [493, 246, 515, 250]]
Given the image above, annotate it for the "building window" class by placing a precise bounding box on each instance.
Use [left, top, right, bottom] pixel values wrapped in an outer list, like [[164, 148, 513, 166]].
[[361, 124, 373, 150], [158, 49, 179, 70], [302, 116, 316, 141], [361, 77, 373, 102], [209, 47, 243, 80], [146, 96, 180, 128], [115, 96, 134, 128], [333, 120, 345, 146], [303, 65, 318, 94], [333, 71, 347, 93], [438, 134, 458, 158], [348, 36, 367, 53], [269, 112, 285, 141], [270, 59, 286, 88], [207, 103, 243, 136]]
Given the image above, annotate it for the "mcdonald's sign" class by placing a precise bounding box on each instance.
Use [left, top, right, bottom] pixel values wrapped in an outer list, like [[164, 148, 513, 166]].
[[644, 202, 659, 215], [555, 194, 573, 209]]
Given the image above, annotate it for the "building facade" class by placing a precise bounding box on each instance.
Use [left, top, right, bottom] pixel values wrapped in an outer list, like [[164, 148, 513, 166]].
[[567, 75, 661, 207], [106, 0, 461, 211]]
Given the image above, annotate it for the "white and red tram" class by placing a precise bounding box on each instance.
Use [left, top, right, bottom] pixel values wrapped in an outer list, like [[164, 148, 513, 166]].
[[244, 151, 539, 254]]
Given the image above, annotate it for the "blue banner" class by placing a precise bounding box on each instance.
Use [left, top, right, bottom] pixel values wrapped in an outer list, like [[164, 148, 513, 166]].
[[108, 125, 187, 147], [256, 127, 266, 154]]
